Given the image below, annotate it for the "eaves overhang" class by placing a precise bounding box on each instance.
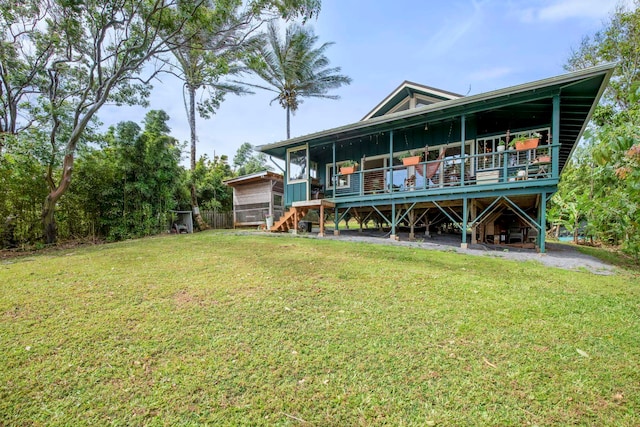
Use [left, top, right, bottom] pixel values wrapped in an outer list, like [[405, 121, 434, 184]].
[[257, 63, 615, 169]]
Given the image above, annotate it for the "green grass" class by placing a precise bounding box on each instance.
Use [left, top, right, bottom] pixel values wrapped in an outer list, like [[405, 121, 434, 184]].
[[1, 232, 639, 426], [574, 244, 640, 271]]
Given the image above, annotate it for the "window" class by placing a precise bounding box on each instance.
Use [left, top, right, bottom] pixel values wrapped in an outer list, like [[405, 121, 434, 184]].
[[327, 163, 350, 189], [287, 146, 307, 182]]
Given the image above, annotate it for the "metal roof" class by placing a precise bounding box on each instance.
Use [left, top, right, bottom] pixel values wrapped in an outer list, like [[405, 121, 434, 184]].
[[223, 170, 283, 186], [258, 63, 615, 173], [361, 80, 463, 120]]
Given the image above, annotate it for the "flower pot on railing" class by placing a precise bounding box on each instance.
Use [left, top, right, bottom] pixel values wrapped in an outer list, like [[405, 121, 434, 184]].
[[340, 166, 356, 175], [516, 138, 539, 151], [339, 161, 358, 175], [513, 138, 539, 151], [535, 155, 551, 163], [402, 156, 421, 166]]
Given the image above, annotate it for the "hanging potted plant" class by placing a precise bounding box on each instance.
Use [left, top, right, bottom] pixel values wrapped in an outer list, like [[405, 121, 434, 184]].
[[509, 132, 541, 151], [399, 150, 421, 166], [497, 140, 506, 152], [340, 160, 358, 175]]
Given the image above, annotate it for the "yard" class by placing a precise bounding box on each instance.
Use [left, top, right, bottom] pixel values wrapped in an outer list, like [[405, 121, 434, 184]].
[[1, 232, 639, 425]]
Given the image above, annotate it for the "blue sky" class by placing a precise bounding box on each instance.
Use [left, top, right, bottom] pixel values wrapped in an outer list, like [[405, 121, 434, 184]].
[[101, 0, 631, 164]]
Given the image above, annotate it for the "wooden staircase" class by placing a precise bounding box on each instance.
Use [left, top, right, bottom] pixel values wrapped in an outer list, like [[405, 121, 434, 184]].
[[270, 207, 309, 232]]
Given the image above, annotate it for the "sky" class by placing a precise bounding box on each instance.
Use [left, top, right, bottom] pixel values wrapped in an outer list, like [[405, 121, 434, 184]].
[[100, 0, 632, 165]]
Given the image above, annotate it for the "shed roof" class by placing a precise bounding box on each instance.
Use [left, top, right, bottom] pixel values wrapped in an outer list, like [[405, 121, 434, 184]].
[[223, 170, 283, 187]]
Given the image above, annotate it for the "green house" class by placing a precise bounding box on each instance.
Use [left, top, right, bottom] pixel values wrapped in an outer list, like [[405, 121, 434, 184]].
[[257, 64, 614, 252]]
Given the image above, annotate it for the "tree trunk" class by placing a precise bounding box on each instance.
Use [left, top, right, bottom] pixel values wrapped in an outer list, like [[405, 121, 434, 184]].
[[42, 195, 57, 244], [41, 153, 74, 244], [286, 105, 290, 139], [191, 184, 209, 231], [187, 84, 208, 230], [189, 84, 197, 171]]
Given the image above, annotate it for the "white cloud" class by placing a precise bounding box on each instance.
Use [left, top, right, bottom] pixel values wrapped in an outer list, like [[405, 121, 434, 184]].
[[517, 0, 623, 23]]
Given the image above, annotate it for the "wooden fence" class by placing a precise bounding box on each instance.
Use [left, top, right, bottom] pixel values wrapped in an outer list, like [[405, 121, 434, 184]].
[[201, 210, 233, 229]]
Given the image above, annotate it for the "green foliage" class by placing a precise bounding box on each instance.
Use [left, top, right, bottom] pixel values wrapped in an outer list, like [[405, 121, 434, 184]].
[[0, 148, 49, 246], [233, 142, 272, 176], [553, 2, 640, 260], [191, 154, 234, 212], [566, 1, 640, 109], [57, 110, 186, 242]]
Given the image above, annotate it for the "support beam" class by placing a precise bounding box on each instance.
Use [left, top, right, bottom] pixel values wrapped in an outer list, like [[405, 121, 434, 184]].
[[433, 201, 464, 231], [395, 202, 417, 226], [461, 197, 468, 249], [390, 202, 397, 240], [334, 207, 339, 235], [471, 199, 477, 244], [539, 191, 547, 253], [552, 93, 560, 178], [503, 196, 541, 230], [460, 115, 466, 186], [319, 204, 325, 237], [469, 197, 503, 227], [389, 130, 394, 174], [337, 206, 352, 224], [372, 205, 392, 226], [409, 209, 415, 240]]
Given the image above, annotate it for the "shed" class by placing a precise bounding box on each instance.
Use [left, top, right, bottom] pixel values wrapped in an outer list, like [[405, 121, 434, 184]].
[[224, 171, 284, 227], [169, 210, 193, 233]]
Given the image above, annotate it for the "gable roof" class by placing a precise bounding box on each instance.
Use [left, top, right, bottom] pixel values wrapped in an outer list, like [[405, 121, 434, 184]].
[[361, 80, 463, 120], [258, 63, 615, 175]]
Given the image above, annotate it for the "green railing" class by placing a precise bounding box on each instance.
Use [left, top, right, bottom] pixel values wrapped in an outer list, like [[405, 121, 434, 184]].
[[326, 144, 556, 200]]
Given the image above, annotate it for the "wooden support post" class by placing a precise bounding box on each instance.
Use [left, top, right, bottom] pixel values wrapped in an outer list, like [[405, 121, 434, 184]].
[[424, 210, 430, 237], [354, 208, 363, 232], [409, 209, 415, 240], [293, 208, 299, 235], [334, 207, 340, 236], [318, 203, 325, 237]]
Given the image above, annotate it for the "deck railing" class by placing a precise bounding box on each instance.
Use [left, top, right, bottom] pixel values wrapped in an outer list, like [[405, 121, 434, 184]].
[[327, 144, 556, 200]]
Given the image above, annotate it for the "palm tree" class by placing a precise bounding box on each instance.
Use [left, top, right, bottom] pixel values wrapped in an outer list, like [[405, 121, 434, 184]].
[[165, 2, 256, 230], [245, 22, 352, 139]]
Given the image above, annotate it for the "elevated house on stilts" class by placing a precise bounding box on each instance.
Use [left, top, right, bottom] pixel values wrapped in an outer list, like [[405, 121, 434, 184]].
[[257, 64, 614, 252]]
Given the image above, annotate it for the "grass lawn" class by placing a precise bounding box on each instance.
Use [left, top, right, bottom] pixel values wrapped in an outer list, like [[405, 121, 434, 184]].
[[1, 231, 639, 426]]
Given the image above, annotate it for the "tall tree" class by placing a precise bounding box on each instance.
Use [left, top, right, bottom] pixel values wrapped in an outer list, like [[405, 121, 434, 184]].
[[233, 141, 272, 175], [0, 0, 52, 154], [164, 1, 251, 230], [1, 0, 213, 244], [554, 1, 640, 259], [244, 21, 351, 139], [163, 0, 321, 230], [1, 0, 321, 244]]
